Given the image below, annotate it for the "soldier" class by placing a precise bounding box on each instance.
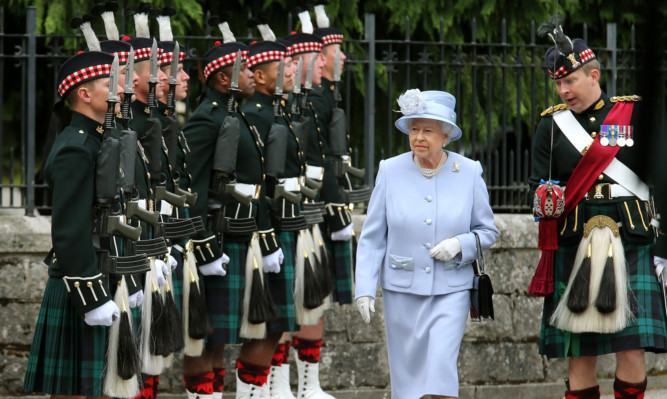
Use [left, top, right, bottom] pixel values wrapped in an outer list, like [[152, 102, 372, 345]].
[[528, 17, 667, 399], [285, 9, 352, 398], [181, 20, 284, 398], [23, 50, 123, 398], [243, 25, 310, 398], [124, 6, 191, 398]]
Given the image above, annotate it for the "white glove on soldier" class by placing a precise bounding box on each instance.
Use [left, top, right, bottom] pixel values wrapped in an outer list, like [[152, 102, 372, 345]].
[[356, 296, 375, 324], [331, 224, 353, 241], [199, 255, 228, 277], [166, 254, 178, 271], [262, 248, 284, 273], [655, 256, 667, 287], [128, 290, 144, 308], [154, 259, 169, 288], [429, 237, 462, 262], [84, 300, 120, 327]]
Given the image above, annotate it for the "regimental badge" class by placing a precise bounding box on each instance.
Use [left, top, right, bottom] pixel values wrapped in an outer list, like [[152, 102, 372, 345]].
[[567, 53, 580, 69], [96, 125, 104, 134]]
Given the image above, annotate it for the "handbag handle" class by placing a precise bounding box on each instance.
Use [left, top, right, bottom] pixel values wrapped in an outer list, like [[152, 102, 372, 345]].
[[472, 232, 485, 275]]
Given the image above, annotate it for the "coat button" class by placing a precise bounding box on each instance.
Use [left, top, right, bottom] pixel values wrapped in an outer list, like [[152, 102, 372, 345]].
[[425, 243, 432, 249], [425, 267, 431, 273], [425, 196, 432, 202], [589, 116, 596, 123], [425, 218, 432, 225]]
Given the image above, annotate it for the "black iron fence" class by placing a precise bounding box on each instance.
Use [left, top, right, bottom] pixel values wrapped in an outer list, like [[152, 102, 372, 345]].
[[2, 8, 665, 215]]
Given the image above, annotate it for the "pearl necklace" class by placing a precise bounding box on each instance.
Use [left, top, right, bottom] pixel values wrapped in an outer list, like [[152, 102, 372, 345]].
[[415, 152, 446, 178]]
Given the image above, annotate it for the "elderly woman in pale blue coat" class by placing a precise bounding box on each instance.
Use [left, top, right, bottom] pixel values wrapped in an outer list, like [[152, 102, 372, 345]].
[[355, 89, 498, 399]]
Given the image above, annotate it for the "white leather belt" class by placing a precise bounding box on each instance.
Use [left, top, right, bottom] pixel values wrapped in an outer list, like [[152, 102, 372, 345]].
[[306, 165, 324, 181], [235, 183, 261, 200], [565, 183, 636, 200], [281, 177, 303, 192]]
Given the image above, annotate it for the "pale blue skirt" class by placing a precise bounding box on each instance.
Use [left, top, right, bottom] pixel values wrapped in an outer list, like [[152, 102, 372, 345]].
[[383, 288, 470, 399]]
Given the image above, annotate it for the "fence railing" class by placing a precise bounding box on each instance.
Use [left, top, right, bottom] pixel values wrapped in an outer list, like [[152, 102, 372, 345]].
[[1, 7, 665, 215]]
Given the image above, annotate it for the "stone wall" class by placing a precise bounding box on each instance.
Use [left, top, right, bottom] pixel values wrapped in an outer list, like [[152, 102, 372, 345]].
[[2, 214, 667, 398]]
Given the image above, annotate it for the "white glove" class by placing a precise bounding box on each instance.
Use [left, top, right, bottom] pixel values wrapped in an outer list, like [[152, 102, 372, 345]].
[[655, 256, 667, 287], [128, 290, 144, 308], [331, 224, 353, 241], [84, 300, 120, 327], [429, 237, 462, 262], [262, 248, 284, 273], [356, 296, 375, 324], [166, 254, 178, 271], [199, 255, 228, 277], [154, 259, 169, 288]]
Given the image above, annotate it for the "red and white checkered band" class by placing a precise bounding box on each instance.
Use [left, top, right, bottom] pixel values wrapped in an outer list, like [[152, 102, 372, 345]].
[[322, 34, 344, 46], [549, 65, 570, 79], [57, 64, 112, 96], [134, 47, 162, 62], [579, 48, 595, 62], [160, 51, 187, 65], [113, 51, 129, 64], [203, 50, 249, 80], [247, 50, 286, 69], [289, 41, 323, 55]]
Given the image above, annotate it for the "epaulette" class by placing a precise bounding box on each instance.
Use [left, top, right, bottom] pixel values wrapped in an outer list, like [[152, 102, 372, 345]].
[[540, 103, 568, 117], [610, 95, 642, 102]]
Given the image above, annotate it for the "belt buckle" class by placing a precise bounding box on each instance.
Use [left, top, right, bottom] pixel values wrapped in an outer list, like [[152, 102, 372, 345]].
[[591, 183, 611, 200]]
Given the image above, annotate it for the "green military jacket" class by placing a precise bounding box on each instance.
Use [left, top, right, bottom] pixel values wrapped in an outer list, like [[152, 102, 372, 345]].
[[44, 112, 112, 314], [244, 91, 306, 179], [310, 77, 336, 146], [302, 81, 351, 231], [182, 88, 277, 256]]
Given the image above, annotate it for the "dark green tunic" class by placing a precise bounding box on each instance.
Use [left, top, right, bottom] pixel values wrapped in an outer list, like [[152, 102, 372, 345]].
[[244, 91, 306, 179], [24, 112, 109, 396]]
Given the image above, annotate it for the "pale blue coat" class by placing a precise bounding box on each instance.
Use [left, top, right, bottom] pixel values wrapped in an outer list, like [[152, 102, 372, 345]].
[[355, 150, 498, 398], [355, 151, 498, 299]]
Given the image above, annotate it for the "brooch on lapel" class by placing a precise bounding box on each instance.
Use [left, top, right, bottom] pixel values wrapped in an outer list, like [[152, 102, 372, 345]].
[[453, 161, 461, 173]]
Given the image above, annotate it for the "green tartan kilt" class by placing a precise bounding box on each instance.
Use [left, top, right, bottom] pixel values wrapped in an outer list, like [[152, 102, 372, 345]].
[[23, 277, 107, 396], [171, 250, 184, 314], [322, 232, 354, 305], [539, 202, 667, 358], [266, 231, 298, 333], [204, 240, 247, 344]]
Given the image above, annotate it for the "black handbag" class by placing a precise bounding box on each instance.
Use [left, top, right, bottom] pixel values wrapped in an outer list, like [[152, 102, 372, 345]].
[[470, 232, 494, 321]]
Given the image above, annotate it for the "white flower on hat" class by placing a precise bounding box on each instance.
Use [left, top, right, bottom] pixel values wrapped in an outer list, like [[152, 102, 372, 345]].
[[397, 89, 424, 115]]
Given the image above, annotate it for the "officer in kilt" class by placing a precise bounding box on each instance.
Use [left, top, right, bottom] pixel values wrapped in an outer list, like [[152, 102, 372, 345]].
[[181, 21, 285, 396], [23, 50, 122, 397], [243, 30, 309, 397], [528, 17, 667, 399]]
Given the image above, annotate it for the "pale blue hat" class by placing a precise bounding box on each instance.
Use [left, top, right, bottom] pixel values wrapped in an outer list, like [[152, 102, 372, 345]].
[[394, 89, 462, 141]]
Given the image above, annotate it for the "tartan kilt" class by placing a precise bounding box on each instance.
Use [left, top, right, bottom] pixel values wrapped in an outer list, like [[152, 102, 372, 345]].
[[171, 250, 184, 314], [322, 233, 354, 305], [539, 203, 667, 358], [204, 240, 247, 344], [23, 277, 107, 396], [266, 231, 298, 333]]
